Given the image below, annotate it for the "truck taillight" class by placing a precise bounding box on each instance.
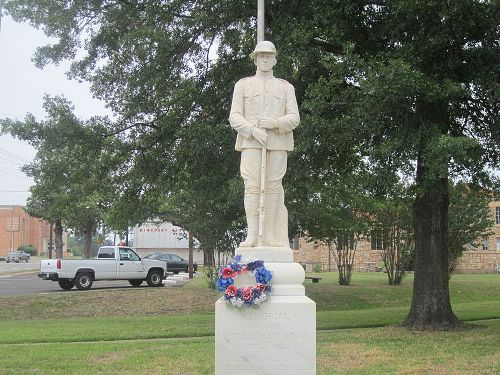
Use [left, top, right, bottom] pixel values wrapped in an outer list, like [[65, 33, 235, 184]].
[[57, 259, 62, 269]]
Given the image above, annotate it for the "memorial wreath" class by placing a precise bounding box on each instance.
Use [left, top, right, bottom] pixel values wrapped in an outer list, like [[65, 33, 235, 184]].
[[216, 255, 272, 308]]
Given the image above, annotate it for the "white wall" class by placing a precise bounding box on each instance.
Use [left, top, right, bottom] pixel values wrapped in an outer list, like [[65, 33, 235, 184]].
[[133, 222, 189, 249]]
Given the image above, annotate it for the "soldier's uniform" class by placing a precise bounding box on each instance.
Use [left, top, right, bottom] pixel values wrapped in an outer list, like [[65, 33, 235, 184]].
[[229, 42, 300, 247]]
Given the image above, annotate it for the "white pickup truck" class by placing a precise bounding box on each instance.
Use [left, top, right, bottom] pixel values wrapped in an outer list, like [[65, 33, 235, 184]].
[[38, 246, 167, 290]]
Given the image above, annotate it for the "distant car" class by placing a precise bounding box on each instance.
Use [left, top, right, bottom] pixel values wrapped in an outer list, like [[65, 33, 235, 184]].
[[143, 253, 198, 274], [6, 251, 30, 263]]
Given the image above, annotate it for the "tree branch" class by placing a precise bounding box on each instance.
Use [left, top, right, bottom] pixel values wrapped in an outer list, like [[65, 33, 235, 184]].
[[311, 37, 345, 55], [364, 0, 387, 6]]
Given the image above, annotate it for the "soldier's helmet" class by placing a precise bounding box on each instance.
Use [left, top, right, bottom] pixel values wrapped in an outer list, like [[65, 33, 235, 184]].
[[249, 41, 277, 59]]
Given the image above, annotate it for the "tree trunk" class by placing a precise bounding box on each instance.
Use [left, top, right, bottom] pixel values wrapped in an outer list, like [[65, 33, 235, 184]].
[[54, 218, 64, 259], [403, 154, 460, 330], [334, 234, 355, 286], [188, 232, 194, 279], [203, 247, 215, 267], [82, 223, 93, 259]]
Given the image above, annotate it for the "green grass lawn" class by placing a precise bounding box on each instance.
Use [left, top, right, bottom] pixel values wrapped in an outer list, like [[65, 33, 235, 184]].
[[0, 272, 499, 374]]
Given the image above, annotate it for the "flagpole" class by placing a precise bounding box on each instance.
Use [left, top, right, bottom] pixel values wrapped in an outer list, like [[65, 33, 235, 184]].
[[257, 0, 264, 43], [257, 0, 266, 247]]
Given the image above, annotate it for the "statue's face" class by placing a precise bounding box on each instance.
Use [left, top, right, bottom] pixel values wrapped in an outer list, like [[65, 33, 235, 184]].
[[255, 53, 277, 72]]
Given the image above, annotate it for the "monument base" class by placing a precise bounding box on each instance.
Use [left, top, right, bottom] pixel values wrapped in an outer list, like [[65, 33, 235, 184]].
[[215, 295, 316, 375]]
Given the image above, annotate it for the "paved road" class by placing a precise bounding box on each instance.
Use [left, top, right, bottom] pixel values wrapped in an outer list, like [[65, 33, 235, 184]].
[[0, 272, 162, 296], [0, 260, 191, 296], [0, 259, 38, 276]]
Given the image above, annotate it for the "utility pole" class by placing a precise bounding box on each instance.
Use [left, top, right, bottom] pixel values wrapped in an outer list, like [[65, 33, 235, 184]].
[[48, 223, 54, 259]]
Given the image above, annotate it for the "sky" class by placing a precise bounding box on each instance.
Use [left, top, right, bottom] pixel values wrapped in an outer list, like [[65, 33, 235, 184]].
[[0, 16, 109, 206]]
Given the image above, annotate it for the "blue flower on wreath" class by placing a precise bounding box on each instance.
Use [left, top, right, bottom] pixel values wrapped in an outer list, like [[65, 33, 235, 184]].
[[229, 260, 243, 273], [246, 260, 264, 271], [255, 267, 273, 284], [216, 276, 234, 292]]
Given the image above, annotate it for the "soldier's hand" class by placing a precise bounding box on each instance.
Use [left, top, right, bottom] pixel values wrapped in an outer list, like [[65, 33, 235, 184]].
[[259, 117, 278, 130], [251, 127, 268, 145]]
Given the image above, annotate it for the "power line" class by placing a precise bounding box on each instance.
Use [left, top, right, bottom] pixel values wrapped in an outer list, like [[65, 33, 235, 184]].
[[0, 155, 26, 166], [0, 169, 29, 179], [0, 147, 31, 163]]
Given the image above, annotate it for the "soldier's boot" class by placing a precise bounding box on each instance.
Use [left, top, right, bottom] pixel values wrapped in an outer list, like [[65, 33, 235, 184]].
[[264, 193, 284, 247], [239, 194, 259, 248]]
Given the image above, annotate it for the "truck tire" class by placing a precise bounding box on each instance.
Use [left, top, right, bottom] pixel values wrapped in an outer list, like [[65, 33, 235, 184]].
[[146, 269, 163, 287], [129, 279, 143, 287], [58, 279, 75, 290], [75, 272, 93, 290]]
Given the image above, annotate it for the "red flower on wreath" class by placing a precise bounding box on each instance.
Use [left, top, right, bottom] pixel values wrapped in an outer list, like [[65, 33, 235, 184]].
[[225, 285, 238, 297], [242, 287, 253, 301], [256, 283, 266, 291], [221, 267, 236, 279]]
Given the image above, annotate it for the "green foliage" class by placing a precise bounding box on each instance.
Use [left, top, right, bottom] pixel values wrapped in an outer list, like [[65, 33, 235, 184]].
[[0, 96, 118, 257], [4, 0, 499, 327], [17, 244, 37, 256], [368, 190, 415, 285], [67, 234, 100, 258], [448, 183, 493, 275], [203, 266, 218, 290], [313, 263, 322, 273]]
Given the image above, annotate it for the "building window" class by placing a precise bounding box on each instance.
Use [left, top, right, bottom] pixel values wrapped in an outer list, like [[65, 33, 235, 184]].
[[482, 238, 488, 251], [496, 238, 500, 251], [371, 231, 386, 250], [496, 207, 500, 225], [337, 233, 355, 250]]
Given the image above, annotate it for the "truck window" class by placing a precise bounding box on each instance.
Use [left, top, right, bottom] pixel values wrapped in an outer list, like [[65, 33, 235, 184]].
[[119, 248, 140, 261], [98, 248, 115, 259]]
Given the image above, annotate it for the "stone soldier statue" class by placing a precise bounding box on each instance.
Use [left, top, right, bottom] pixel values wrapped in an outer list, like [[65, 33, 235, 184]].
[[229, 41, 300, 248]]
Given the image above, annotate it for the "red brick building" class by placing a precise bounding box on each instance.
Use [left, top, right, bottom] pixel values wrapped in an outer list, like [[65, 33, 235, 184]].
[[0, 205, 56, 257]]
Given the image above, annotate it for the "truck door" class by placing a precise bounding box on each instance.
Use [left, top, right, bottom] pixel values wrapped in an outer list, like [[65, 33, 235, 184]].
[[118, 247, 145, 279], [96, 246, 119, 279]]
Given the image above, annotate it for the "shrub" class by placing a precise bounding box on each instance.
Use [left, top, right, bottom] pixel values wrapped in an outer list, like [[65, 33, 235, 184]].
[[68, 248, 82, 256], [17, 244, 37, 256], [313, 263, 323, 273]]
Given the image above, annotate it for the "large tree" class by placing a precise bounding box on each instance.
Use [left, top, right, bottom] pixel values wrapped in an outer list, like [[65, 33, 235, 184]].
[[1, 96, 116, 258], [5, 0, 498, 329], [297, 1, 499, 329]]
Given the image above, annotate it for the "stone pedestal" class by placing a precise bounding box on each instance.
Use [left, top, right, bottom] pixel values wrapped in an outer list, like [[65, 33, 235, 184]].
[[215, 246, 316, 375]]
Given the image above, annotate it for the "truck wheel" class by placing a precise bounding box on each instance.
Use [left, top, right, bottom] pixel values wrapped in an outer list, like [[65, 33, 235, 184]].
[[146, 270, 163, 287], [129, 279, 143, 287], [75, 273, 93, 290], [58, 279, 75, 290]]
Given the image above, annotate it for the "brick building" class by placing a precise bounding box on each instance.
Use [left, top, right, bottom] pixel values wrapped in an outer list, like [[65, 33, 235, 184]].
[[454, 199, 500, 273], [294, 199, 500, 274], [0, 205, 63, 257]]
